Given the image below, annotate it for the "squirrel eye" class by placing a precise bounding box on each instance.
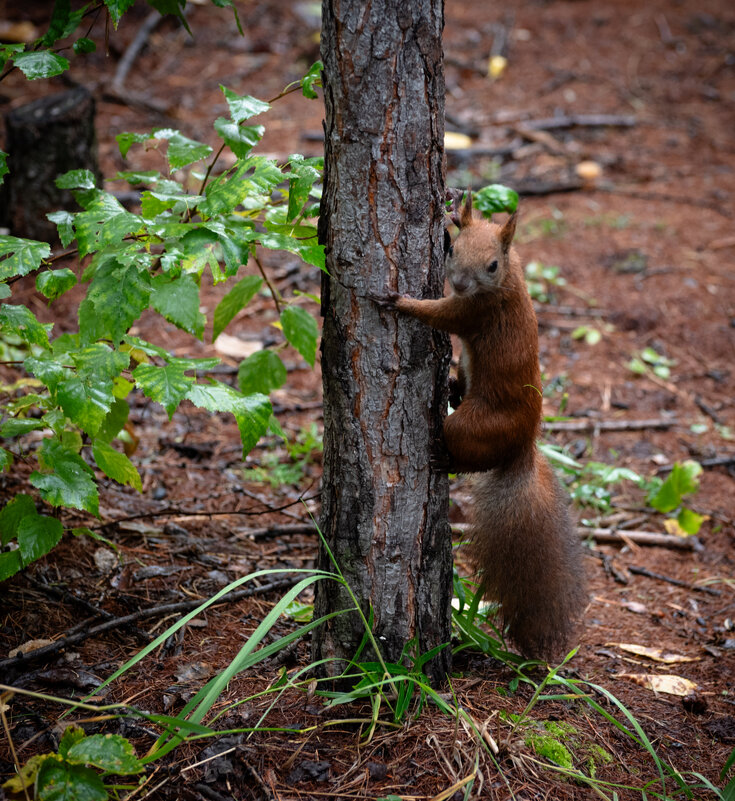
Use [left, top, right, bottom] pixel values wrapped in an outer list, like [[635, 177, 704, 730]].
[[488, 259, 498, 273]]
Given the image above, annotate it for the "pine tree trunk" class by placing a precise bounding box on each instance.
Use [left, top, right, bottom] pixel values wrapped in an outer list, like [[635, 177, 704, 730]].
[[314, 0, 451, 685]]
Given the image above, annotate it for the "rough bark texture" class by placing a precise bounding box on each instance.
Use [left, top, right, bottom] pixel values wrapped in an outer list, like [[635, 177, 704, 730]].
[[314, 0, 451, 684], [1, 86, 100, 242]]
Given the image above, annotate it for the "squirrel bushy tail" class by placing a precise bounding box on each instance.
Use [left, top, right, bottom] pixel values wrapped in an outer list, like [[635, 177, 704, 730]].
[[469, 450, 586, 659]]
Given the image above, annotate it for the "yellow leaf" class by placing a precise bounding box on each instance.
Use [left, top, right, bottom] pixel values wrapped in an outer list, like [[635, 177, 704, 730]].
[[616, 673, 698, 696], [444, 132, 473, 151], [488, 55, 508, 79]]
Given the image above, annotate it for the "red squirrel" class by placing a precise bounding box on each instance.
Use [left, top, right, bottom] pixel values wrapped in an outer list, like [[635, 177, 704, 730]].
[[374, 192, 586, 659]]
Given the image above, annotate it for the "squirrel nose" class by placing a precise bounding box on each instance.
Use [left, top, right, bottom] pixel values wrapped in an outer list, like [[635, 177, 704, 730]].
[[451, 274, 471, 294]]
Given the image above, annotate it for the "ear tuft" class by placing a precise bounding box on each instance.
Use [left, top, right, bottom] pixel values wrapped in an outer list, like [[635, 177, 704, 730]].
[[500, 210, 518, 253], [459, 189, 473, 229]]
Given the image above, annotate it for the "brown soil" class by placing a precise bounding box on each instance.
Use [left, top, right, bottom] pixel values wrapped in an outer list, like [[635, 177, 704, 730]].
[[1, 1, 734, 800]]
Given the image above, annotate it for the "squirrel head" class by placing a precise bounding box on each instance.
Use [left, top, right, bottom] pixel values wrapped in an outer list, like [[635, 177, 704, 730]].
[[446, 191, 518, 297]]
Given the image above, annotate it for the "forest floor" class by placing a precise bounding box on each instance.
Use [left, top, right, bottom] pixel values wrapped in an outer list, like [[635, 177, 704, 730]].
[[1, 0, 734, 799]]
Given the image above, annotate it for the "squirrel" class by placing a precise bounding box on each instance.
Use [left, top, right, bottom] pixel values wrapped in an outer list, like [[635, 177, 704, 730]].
[[373, 191, 586, 659]]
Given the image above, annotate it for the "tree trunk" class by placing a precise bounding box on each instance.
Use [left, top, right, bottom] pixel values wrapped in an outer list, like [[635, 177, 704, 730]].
[[314, 0, 451, 685], [1, 85, 100, 242]]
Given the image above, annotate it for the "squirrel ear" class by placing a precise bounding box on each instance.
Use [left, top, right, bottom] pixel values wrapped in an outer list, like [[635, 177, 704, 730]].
[[500, 210, 518, 253], [459, 190, 473, 228]]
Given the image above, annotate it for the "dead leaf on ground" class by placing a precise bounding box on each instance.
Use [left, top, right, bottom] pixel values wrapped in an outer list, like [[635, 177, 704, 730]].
[[616, 673, 698, 696], [608, 643, 700, 664]]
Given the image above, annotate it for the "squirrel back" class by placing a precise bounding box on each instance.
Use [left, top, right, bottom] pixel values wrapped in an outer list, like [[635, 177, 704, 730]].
[[387, 192, 587, 659]]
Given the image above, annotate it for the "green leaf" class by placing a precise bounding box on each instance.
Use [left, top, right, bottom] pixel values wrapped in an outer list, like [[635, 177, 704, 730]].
[[286, 155, 321, 221], [13, 50, 70, 80], [237, 349, 287, 395], [66, 733, 142, 774], [24, 354, 67, 392], [59, 726, 86, 759], [55, 169, 96, 191], [0, 149, 8, 186], [0, 550, 23, 581], [47, 211, 76, 248], [212, 275, 261, 341], [0, 494, 37, 546], [0, 236, 51, 281], [40, 0, 72, 46], [649, 460, 702, 513], [153, 129, 213, 170], [133, 362, 193, 418], [186, 381, 271, 456], [116, 131, 150, 159], [213, 118, 264, 158], [30, 438, 99, 516], [73, 37, 96, 54], [676, 507, 705, 536], [74, 194, 140, 257], [473, 184, 519, 216], [0, 447, 12, 473], [37, 759, 107, 801], [79, 260, 151, 344], [301, 60, 323, 99], [0, 304, 52, 348], [36, 268, 78, 301], [97, 397, 129, 443], [0, 44, 24, 72], [258, 230, 324, 271], [17, 514, 63, 564], [0, 418, 45, 437], [150, 273, 205, 338], [56, 376, 113, 436], [280, 305, 318, 367], [104, 0, 136, 27], [220, 87, 270, 123], [72, 343, 130, 381], [92, 440, 142, 492]]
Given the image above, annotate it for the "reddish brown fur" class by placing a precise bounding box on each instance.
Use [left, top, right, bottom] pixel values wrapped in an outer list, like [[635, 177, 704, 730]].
[[390, 194, 586, 658]]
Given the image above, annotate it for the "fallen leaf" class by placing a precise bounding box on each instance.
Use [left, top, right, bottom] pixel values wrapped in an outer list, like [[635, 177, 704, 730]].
[[616, 673, 698, 696], [488, 55, 508, 79], [608, 643, 699, 664], [214, 333, 262, 359], [8, 639, 54, 658], [444, 131, 473, 151], [622, 600, 648, 614]]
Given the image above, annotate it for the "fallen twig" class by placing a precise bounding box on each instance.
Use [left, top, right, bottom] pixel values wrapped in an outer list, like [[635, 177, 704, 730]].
[[544, 418, 674, 433], [582, 528, 698, 550], [627, 565, 721, 596], [0, 577, 302, 674]]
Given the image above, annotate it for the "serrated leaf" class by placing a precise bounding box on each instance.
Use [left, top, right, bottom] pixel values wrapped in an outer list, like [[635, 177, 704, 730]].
[[56, 376, 114, 436], [220, 87, 270, 123], [47, 211, 76, 248], [237, 349, 287, 395], [133, 362, 193, 418], [79, 260, 151, 344], [55, 169, 96, 190], [286, 154, 321, 221], [13, 50, 69, 79], [0, 236, 51, 281], [649, 460, 702, 513], [59, 726, 86, 759], [153, 129, 213, 170], [0, 304, 52, 348], [0, 447, 12, 473], [0, 549, 23, 581], [150, 273, 205, 338], [104, 0, 135, 26], [258, 231, 324, 270], [74, 195, 140, 257], [30, 439, 98, 516], [66, 733, 142, 774], [0, 494, 37, 546], [92, 440, 142, 491], [24, 354, 67, 392], [72, 343, 130, 381], [186, 381, 271, 456], [37, 759, 107, 801], [212, 275, 262, 341], [36, 268, 77, 301], [473, 184, 519, 216], [116, 131, 150, 158], [213, 118, 264, 158], [280, 305, 318, 367], [301, 60, 323, 99], [17, 514, 63, 564], [0, 418, 45, 437]]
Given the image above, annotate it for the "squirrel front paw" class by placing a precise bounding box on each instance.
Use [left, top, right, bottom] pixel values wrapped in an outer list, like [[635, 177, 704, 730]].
[[367, 289, 400, 309]]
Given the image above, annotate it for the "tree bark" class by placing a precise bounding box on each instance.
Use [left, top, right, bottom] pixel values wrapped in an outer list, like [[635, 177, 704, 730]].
[[1, 85, 100, 242], [314, 0, 451, 685]]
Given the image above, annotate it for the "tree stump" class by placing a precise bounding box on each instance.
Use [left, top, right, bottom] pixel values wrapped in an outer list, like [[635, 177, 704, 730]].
[[1, 85, 100, 242]]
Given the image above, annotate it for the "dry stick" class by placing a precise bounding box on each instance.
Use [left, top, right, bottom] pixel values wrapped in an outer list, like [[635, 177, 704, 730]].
[[0, 577, 301, 674], [628, 565, 721, 596], [253, 253, 282, 315], [544, 418, 674, 433]]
